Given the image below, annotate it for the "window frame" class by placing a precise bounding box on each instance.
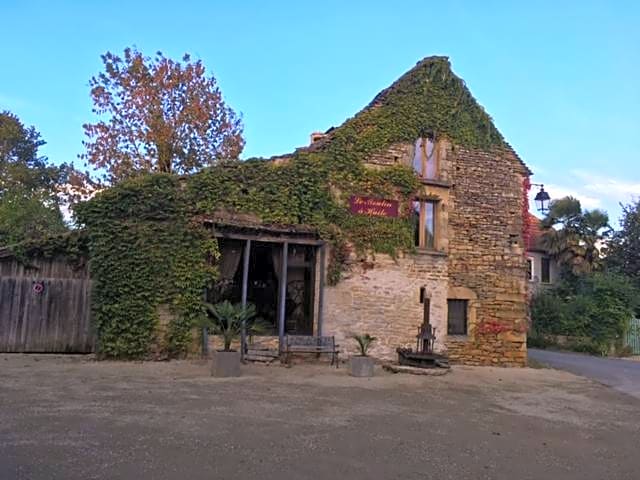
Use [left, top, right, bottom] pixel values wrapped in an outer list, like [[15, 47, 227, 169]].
[[413, 137, 439, 180], [541, 257, 551, 283], [526, 257, 534, 281], [447, 299, 468, 336], [412, 199, 437, 250]]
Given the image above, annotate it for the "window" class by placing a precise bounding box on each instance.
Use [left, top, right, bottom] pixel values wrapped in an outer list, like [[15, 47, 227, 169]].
[[526, 258, 533, 281], [447, 299, 468, 335], [541, 257, 551, 283], [412, 137, 437, 179], [412, 200, 436, 249]]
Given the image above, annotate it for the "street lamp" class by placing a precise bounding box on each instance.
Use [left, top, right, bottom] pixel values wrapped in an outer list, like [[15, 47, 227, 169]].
[[532, 184, 551, 214]]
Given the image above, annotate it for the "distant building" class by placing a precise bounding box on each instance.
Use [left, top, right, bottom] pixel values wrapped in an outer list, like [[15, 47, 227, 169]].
[[526, 213, 558, 292]]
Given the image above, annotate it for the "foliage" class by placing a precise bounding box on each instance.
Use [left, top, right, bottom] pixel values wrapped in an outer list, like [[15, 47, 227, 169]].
[[541, 196, 611, 276], [0, 111, 70, 245], [0, 191, 67, 246], [351, 333, 377, 356], [531, 272, 639, 353], [606, 199, 640, 291], [74, 174, 218, 358], [526, 331, 549, 349], [0, 111, 64, 196], [81, 47, 244, 184], [203, 301, 263, 351]]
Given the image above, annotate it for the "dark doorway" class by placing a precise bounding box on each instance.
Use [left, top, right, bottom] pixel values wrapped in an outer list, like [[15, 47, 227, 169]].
[[207, 239, 316, 336]]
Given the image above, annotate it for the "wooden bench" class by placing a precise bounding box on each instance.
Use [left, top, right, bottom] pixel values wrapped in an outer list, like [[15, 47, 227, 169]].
[[283, 335, 339, 368]]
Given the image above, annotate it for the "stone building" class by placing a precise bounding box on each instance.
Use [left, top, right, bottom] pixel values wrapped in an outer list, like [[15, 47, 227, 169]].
[[526, 213, 559, 293], [0, 58, 532, 365], [208, 57, 532, 367]]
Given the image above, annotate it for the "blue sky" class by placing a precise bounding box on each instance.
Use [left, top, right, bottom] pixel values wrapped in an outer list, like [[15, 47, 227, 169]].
[[1, 0, 638, 224]]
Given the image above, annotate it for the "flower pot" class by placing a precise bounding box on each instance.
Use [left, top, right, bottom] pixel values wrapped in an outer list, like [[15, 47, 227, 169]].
[[211, 350, 241, 377], [349, 355, 374, 377]]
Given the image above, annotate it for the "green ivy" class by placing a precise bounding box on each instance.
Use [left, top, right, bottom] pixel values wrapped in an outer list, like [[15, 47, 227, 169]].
[[13, 56, 508, 358], [74, 174, 218, 358]]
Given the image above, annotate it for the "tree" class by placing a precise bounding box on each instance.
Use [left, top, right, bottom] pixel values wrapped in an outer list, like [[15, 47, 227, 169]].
[[607, 199, 640, 288], [0, 111, 67, 245], [0, 111, 64, 196], [541, 196, 611, 276], [81, 48, 244, 183], [0, 192, 67, 246]]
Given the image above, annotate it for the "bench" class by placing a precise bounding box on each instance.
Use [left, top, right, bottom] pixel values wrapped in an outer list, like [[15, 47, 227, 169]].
[[284, 335, 339, 368]]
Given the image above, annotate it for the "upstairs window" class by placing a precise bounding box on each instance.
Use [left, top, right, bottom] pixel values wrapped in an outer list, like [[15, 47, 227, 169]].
[[413, 200, 436, 249], [413, 137, 437, 179]]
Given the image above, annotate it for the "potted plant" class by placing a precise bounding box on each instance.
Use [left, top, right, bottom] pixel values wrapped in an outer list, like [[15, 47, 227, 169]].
[[349, 334, 376, 377], [205, 301, 260, 377]]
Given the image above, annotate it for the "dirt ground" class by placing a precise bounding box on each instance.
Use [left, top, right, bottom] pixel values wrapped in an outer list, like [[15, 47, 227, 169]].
[[1, 355, 638, 480]]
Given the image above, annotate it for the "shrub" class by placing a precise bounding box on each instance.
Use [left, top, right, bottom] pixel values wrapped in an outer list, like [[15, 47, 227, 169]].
[[526, 331, 549, 349], [531, 272, 639, 354], [351, 334, 377, 356]]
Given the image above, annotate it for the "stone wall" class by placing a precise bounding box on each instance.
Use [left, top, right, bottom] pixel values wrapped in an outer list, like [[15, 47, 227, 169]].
[[445, 146, 529, 366], [323, 251, 448, 360], [323, 141, 530, 367]]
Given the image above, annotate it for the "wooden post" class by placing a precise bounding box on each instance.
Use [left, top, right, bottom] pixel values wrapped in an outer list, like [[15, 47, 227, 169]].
[[317, 244, 326, 337], [240, 239, 251, 362], [278, 242, 288, 355]]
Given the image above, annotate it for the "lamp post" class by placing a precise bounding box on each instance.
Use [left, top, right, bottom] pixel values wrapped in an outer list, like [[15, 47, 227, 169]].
[[531, 183, 551, 214]]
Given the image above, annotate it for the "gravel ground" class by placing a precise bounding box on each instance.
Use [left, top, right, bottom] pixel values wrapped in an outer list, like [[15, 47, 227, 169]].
[[0, 354, 638, 480]]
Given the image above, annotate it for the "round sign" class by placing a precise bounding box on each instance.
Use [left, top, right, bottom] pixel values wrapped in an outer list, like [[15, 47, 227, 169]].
[[33, 281, 45, 294]]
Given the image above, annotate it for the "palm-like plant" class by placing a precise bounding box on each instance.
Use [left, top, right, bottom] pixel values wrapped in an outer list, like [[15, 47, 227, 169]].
[[204, 301, 261, 351], [351, 333, 377, 356], [541, 197, 611, 276]]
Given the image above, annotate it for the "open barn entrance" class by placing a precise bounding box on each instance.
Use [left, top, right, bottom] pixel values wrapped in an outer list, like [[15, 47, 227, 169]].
[[208, 240, 316, 336], [203, 216, 326, 357]]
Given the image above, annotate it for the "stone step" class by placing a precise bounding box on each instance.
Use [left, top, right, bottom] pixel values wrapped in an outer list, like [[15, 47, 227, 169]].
[[246, 348, 279, 358], [244, 353, 278, 363]]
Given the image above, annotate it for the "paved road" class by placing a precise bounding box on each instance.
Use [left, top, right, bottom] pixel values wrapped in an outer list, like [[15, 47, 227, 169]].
[[529, 348, 640, 400]]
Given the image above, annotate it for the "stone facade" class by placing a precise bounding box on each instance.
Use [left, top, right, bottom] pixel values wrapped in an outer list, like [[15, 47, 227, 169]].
[[198, 58, 531, 368], [324, 252, 448, 359], [324, 140, 530, 367]]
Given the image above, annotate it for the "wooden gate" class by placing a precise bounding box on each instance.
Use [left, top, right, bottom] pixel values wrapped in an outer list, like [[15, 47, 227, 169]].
[[0, 255, 94, 353], [625, 317, 640, 355]]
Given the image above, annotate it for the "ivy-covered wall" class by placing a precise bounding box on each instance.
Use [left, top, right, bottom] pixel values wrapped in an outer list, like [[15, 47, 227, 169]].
[[11, 56, 528, 359]]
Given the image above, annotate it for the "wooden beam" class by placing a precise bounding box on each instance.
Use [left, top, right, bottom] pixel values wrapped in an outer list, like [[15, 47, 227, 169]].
[[278, 242, 288, 355], [212, 230, 323, 246], [240, 239, 251, 362], [317, 244, 326, 337]]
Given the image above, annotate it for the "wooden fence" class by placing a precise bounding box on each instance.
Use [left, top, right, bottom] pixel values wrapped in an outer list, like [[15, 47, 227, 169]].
[[625, 317, 640, 355], [0, 254, 94, 353]]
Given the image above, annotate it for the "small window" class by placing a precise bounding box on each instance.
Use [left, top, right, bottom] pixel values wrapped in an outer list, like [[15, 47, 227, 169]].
[[541, 257, 551, 283], [526, 258, 533, 281], [412, 137, 437, 179], [447, 299, 468, 335], [412, 200, 436, 249]]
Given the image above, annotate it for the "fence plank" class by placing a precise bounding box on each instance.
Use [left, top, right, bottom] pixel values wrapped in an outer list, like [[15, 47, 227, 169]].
[[0, 258, 94, 353], [625, 317, 640, 355]]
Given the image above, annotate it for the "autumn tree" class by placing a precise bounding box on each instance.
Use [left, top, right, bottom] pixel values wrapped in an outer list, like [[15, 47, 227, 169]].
[[0, 111, 68, 245], [81, 48, 244, 183]]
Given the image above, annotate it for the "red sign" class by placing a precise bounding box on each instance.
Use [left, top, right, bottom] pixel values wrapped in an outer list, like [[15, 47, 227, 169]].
[[349, 196, 399, 218]]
